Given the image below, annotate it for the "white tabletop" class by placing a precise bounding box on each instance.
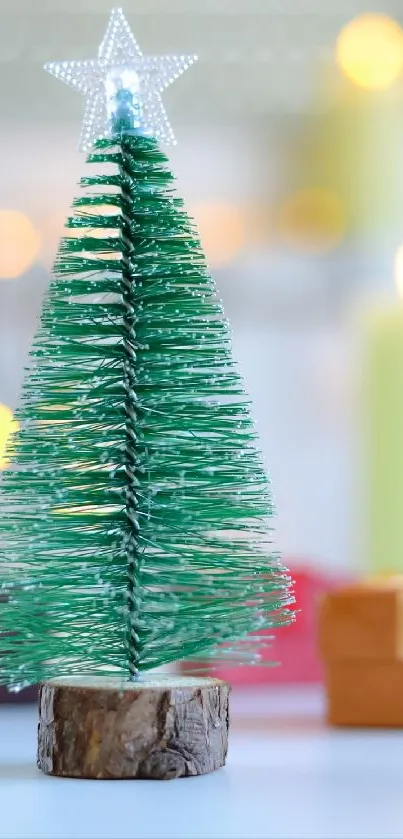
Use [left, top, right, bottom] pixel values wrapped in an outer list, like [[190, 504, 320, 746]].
[[1, 686, 403, 839]]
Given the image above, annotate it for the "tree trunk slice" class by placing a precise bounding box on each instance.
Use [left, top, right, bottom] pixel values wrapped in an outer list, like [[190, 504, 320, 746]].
[[37, 674, 229, 780]]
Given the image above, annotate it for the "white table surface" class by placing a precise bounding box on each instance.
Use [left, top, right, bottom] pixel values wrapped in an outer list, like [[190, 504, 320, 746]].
[[2, 685, 403, 839]]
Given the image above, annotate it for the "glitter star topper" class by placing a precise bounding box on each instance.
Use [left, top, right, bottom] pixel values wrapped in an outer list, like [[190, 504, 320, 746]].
[[44, 7, 197, 151]]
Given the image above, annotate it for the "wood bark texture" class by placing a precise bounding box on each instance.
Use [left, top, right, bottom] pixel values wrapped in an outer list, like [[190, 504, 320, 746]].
[[37, 674, 229, 780]]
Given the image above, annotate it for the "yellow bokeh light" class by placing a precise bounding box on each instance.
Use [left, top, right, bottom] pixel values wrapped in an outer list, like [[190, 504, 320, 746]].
[[395, 245, 403, 299], [191, 202, 246, 268], [336, 14, 403, 90], [0, 210, 40, 280], [38, 213, 66, 271], [0, 404, 20, 470], [276, 188, 346, 254]]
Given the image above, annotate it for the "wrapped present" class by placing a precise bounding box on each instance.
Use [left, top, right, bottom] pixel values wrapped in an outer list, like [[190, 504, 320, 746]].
[[319, 578, 403, 726]]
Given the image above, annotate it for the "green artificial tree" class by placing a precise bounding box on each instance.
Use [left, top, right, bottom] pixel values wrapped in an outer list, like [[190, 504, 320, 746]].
[[0, 8, 293, 779]]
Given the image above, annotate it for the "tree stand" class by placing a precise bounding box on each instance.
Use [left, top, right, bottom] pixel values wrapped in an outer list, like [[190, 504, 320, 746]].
[[37, 675, 229, 780]]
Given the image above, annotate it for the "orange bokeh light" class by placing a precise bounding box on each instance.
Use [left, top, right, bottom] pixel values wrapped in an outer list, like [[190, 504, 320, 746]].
[[277, 188, 346, 254], [0, 210, 40, 280], [191, 202, 246, 268]]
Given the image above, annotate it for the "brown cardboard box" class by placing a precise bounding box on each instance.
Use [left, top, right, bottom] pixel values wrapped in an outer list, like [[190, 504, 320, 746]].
[[319, 580, 403, 727], [324, 660, 403, 726], [318, 581, 403, 662]]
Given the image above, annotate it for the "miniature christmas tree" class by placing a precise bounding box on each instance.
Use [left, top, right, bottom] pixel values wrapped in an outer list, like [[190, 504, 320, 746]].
[[0, 8, 293, 779]]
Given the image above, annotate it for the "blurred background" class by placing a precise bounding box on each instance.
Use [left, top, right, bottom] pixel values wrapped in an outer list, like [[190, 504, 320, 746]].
[[2, 0, 403, 688]]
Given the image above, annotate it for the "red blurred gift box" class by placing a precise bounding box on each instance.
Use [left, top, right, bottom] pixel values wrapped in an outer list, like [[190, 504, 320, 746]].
[[181, 563, 351, 685]]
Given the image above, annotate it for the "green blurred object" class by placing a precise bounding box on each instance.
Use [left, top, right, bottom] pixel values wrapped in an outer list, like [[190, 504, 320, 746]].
[[363, 304, 403, 574], [289, 77, 403, 237], [0, 135, 293, 690]]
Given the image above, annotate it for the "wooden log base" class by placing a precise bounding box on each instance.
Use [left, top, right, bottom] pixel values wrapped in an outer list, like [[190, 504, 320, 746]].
[[37, 674, 230, 780]]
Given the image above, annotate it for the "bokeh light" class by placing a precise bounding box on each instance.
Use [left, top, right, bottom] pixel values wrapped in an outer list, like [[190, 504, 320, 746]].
[[0, 210, 40, 280], [191, 202, 246, 267], [276, 188, 346, 254], [336, 14, 403, 90], [0, 404, 19, 470], [38, 212, 66, 271], [395, 245, 403, 299]]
